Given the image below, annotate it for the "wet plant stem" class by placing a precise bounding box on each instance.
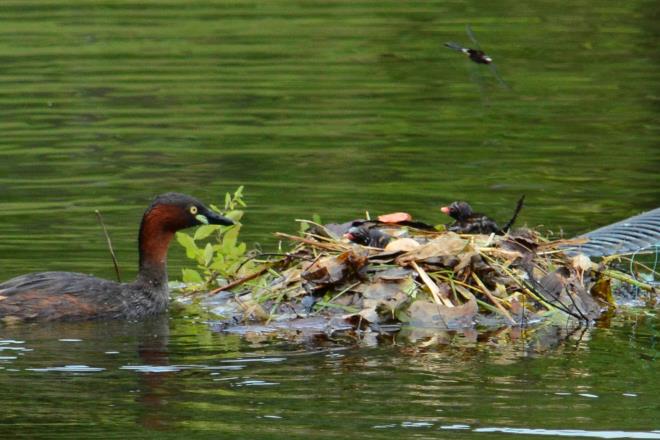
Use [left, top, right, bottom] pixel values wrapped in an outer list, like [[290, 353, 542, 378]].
[[207, 265, 271, 295], [274, 232, 349, 252], [480, 253, 560, 313], [95, 210, 121, 283], [471, 272, 516, 325], [411, 261, 452, 307], [600, 269, 656, 293], [315, 282, 360, 313]]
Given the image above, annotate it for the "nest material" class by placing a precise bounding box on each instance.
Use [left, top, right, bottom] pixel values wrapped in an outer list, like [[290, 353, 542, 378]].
[[199, 221, 655, 331]]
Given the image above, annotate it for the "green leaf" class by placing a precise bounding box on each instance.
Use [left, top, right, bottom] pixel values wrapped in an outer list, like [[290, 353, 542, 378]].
[[210, 255, 226, 271], [194, 224, 221, 241], [176, 232, 198, 259], [203, 243, 214, 266], [181, 268, 203, 283], [222, 225, 239, 251], [226, 210, 243, 222]]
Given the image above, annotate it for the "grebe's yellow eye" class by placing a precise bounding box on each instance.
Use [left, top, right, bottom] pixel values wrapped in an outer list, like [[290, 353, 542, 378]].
[[189, 206, 198, 215]]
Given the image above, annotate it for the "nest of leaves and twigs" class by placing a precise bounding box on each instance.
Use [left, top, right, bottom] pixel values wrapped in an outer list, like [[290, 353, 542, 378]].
[[174, 200, 657, 332]]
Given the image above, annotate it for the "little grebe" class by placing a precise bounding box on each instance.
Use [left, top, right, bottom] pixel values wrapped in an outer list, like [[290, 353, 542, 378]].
[[344, 225, 392, 249], [0, 193, 234, 322], [441, 196, 525, 235]]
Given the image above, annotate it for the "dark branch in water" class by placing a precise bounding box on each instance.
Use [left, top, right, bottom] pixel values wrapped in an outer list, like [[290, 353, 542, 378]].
[[95, 210, 121, 283]]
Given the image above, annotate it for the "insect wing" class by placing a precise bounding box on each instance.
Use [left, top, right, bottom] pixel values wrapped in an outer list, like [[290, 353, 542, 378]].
[[465, 24, 482, 50]]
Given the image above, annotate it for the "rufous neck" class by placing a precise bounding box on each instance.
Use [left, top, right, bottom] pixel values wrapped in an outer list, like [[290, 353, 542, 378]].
[[138, 206, 177, 280]]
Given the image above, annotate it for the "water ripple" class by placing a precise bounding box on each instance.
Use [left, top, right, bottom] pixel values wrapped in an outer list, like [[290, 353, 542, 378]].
[[26, 365, 105, 373]]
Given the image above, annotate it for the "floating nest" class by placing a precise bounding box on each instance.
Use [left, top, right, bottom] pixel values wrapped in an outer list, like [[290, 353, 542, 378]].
[[182, 217, 657, 333]]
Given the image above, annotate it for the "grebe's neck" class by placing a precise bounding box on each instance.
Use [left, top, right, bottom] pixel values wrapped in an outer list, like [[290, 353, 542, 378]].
[[136, 205, 180, 286]]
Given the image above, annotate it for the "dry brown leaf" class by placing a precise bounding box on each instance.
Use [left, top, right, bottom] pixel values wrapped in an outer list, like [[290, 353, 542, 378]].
[[384, 237, 420, 253], [302, 250, 367, 287], [454, 251, 478, 272], [358, 307, 379, 323], [407, 297, 477, 329], [396, 233, 468, 265], [373, 267, 414, 281], [359, 278, 413, 322], [343, 307, 379, 325]]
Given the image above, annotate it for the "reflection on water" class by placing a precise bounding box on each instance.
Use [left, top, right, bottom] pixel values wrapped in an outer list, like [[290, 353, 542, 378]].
[[0, 313, 658, 438], [0, 0, 658, 438]]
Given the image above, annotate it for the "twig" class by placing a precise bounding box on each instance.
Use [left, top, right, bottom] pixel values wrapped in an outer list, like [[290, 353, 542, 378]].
[[294, 219, 337, 240], [315, 282, 360, 313], [207, 265, 271, 295], [471, 272, 516, 325], [274, 232, 349, 252], [537, 237, 589, 249], [450, 283, 506, 318], [313, 301, 360, 314], [411, 261, 453, 307], [559, 285, 589, 321], [95, 210, 121, 282], [601, 269, 656, 293], [480, 253, 574, 316], [600, 254, 656, 275], [434, 271, 481, 295]]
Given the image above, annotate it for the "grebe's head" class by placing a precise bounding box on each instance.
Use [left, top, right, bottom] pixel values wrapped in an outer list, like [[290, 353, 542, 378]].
[[344, 225, 370, 245], [144, 192, 234, 232], [440, 201, 473, 220]]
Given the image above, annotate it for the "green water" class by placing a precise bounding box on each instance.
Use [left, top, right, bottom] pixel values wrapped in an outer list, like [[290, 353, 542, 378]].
[[0, 0, 658, 438]]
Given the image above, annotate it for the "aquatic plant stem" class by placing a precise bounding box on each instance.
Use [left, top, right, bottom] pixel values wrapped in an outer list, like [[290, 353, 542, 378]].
[[95, 210, 121, 282], [411, 261, 453, 307], [479, 253, 572, 317], [208, 265, 271, 295], [274, 232, 349, 252], [471, 272, 516, 325], [600, 269, 656, 293], [315, 282, 361, 313]]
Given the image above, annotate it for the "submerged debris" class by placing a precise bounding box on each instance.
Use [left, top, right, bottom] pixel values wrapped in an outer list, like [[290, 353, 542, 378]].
[[181, 213, 657, 334]]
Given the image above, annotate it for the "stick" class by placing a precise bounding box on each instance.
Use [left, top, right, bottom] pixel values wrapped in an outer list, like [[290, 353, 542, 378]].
[[411, 261, 453, 307], [294, 219, 337, 240], [95, 210, 121, 282], [471, 272, 516, 325], [600, 269, 656, 293], [274, 232, 349, 252], [207, 265, 271, 295], [315, 282, 360, 313], [479, 252, 572, 316], [537, 237, 588, 249]]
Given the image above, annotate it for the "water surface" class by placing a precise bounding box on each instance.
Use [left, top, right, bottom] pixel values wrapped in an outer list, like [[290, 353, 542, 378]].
[[1, 314, 659, 439]]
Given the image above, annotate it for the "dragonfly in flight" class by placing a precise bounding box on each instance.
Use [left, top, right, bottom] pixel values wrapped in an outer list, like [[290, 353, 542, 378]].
[[445, 25, 509, 88]]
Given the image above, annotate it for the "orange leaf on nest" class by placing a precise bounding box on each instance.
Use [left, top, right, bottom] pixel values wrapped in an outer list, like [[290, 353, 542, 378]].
[[378, 212, 412, 223]]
